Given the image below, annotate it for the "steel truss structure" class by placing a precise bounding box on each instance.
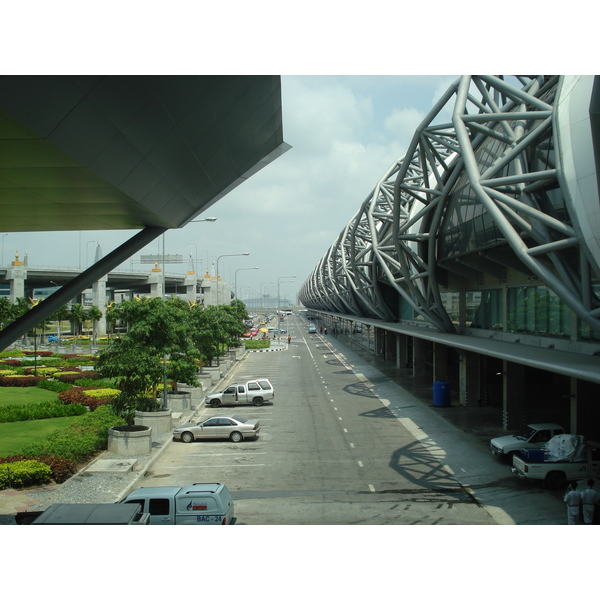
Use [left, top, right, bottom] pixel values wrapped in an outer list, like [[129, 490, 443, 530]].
[[299, 76, 600, 336]]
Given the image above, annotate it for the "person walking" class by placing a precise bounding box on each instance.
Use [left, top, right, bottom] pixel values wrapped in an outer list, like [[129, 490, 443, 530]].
[[287, 335, 291, 345], [564, 481, 582, 525], [580, 479, 599, 524]]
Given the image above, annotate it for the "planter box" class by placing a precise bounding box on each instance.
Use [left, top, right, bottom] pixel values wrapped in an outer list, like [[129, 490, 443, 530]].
[[166, 392, 192, 412], [203, 366, 222, 384], [134, 408, 172, 434], [108, 426, 152, 456]]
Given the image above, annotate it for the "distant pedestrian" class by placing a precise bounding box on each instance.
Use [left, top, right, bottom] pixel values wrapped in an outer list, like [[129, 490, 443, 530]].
[[287, 335, 291, 344], [324, 327, 327, 335], [581, 479, 599, 524], [320, 326, 323, 334], [564, 482, 582, 525]]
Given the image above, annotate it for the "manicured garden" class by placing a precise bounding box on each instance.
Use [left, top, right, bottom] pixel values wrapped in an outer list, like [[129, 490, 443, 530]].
[[0, 296, 255, 490]]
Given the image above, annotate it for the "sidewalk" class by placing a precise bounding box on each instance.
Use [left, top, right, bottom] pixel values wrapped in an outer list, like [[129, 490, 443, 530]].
[[318, 332, 567, 524]]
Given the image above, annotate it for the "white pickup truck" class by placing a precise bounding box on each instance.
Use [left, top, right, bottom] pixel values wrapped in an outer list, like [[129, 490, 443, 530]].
[[120, 483, 234, 525], [490, 422, 564, 462], [205, 379, 274, 407], [512, 434, 600, 489]]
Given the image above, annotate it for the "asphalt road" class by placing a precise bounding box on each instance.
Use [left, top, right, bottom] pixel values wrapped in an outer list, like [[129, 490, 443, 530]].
[[139, 315, 498, 524]]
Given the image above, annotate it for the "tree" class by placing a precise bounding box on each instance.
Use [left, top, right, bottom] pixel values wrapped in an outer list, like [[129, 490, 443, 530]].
[[69, 303, 86, 341], [87, 305, 103, 343], [51, 305, 70, 341], [96, 336, 164, 425]]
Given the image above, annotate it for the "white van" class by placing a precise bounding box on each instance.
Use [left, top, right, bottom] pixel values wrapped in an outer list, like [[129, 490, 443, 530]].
[[120, 483, 234, 525]]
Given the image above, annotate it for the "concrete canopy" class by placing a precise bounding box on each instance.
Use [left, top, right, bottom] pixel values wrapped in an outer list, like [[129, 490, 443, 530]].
[[0, 75, 289, 232], [0, 75, 289, 349]]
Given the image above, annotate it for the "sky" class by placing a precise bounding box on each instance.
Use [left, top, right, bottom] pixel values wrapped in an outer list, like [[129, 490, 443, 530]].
[[3, 75, 458, 305]]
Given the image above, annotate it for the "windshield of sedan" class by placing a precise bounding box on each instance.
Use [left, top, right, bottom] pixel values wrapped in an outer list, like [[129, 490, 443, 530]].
[[231, 415, 247, 423]]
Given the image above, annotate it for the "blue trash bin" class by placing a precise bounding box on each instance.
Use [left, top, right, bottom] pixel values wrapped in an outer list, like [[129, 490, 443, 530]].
[[433, 380, 451, 407]]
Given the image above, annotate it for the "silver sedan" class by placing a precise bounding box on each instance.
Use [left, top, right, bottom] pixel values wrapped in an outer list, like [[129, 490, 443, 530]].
[[173, 415, 260, 443]]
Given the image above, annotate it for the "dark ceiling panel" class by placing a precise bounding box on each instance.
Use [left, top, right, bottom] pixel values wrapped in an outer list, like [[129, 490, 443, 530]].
[[0, 75, 288, 233]]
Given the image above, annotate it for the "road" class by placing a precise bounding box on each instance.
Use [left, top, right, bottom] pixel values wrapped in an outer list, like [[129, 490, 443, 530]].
[[139, 315, 499, 524]]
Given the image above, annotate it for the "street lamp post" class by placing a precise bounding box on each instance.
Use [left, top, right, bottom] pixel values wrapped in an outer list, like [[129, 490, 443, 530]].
[[234, 267, 259, 302], [215, 253, 250, 308], [189, 217, 218, 223]]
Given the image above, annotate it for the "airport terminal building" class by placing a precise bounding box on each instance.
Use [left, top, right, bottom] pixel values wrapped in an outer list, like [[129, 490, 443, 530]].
[[299, 76, 600, 438]]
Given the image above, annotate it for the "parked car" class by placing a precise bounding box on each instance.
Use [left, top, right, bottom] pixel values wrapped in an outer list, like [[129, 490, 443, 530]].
[[174, 415, 260, 443], [490, 422, 564, 462], [205, 379, 274, 407], [120, 483, 234, 525]]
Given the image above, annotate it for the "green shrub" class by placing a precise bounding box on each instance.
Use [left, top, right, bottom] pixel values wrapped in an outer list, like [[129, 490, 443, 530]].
[[0, 350, 25, 358], [37, 379, 72, 393], [24, 367, 60, 377], [0, 454, 78, 483], [244, 339, 271, 349], [0, 375, 45, 387], [75, 377, 115, 388], [0, 369, 17, 376], [0, 460, 52, 489], [0, 400, 87, 423], [82, 388, 120, 399], [19, 405, 125, 461]]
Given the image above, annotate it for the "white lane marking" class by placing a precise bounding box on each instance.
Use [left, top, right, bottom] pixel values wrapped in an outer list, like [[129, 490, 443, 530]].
[[343, 428, 348, 433], [357, 461, 364, 467], [349, 443, 355, 448], [368, 484, 375, 492]]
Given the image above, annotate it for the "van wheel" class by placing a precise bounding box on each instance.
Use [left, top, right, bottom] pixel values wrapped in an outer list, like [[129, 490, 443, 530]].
[[253, 397, 264, 406], [545, 471, 567, 490], [210, 398, 221, 408], [230, 431, 243, 443], [181, 431, 194, 443]]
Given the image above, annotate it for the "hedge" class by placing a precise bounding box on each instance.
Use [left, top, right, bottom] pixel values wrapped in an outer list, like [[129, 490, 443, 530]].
[[0, 460, 52, 489], [0, 375, 45, 387], [0, 400, 87, 423], [19, 405, 126, 461], [0, 454, 78, 483], [82, 388, 120, 399], [36, 379, 72, 393]]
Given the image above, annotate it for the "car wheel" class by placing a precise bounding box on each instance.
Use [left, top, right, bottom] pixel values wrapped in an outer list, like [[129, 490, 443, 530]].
[[545, 471, 567, 490], [210, 398, 221, 408], [230, 431, 243, 443], [253, 397, 264, 406], [181, 431, 194, 443]]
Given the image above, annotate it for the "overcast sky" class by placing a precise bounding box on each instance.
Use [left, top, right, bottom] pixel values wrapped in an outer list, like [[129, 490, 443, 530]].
[[3, 75, 457, 305]]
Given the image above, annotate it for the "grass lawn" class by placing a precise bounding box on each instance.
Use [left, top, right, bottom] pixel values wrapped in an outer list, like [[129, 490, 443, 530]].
[[0, 416, 81, 457], [0, 387, 59, 407]]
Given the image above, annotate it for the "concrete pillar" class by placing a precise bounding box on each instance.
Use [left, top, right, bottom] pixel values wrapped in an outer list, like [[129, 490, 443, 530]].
[[458, 350, 481, 407], [184, 272, 198, 302], [502, 360, 526, 430], [148, 263, 164, 298], [92, 276, 107, 335], [412, 337, 428, 378], [6, 253, 26, 303], [384, 330, 396, 364]]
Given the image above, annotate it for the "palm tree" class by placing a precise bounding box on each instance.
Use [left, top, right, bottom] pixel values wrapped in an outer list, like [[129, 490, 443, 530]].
[[87, 305, 103, 344], [69, 303, 86, 343], [51, 304, 69, 342]]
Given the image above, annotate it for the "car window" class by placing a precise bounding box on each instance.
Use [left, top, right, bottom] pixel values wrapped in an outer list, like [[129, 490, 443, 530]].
[[149, 498, 170, 515], [231, 415, 247, 423], [258, 380, 271, 390], [238, 386, 245, 393], [248, 382, 260, 390], [203, 418, 219, 426], [218, 419, 234, 426], [224, 386, 236, 394]]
